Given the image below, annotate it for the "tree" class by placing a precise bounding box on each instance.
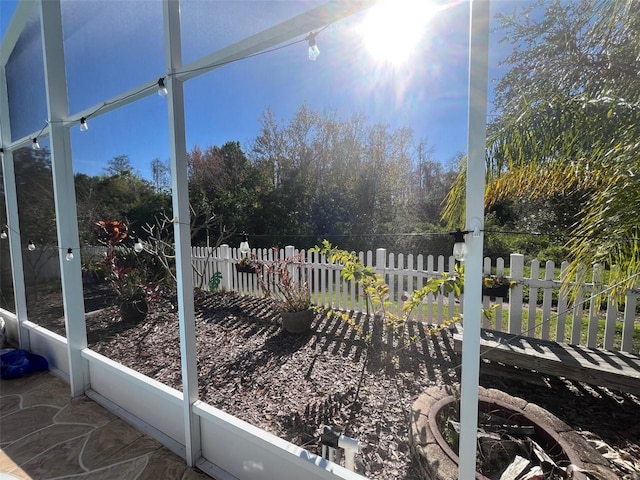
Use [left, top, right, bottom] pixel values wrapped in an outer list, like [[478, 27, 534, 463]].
[[250, 105, 446, 251], [443, 0, 640, 290], [150, 158, 170, 192], [104, 154, 134, 176], [4, 147, 59, 301], [76, 155, 166, 238], [250, 107, 316, 240], [75, 173, 102, 245], [187, 141, 266, 244], [12, 148, 57, 250]]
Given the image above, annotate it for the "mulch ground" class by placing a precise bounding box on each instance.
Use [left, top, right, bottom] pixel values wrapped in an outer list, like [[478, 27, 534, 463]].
[[26, 285, 640, 479]]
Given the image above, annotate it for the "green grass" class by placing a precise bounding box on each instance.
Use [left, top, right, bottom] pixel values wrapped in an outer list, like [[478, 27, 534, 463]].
[[311, 284, 640, 353]]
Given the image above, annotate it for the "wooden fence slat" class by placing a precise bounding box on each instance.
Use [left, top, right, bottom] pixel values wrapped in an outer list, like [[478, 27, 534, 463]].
[[603, 265, 619, 350], [622, 293, 636, 353], [482, 257, 492, 329], [404, 253, 412, 319], [450, 255, 460, 315], [508, 253, 524, 335], [415, 254, 424, 323], [425, 254, 434, 323], [494, 257, 505, 331], [390, 253, 397, 315], [527, 260, 540, 337], [540, 261, 554, 340], [392, 253, 400, 316], [556, 262, 569, 343], [571, 265, 586, 345], [327, 254, 334, 309], [436, 255, 445, 325], [587, 264, 603, 348], [318, 252, 326, 307], [604, 295, 618, 350]]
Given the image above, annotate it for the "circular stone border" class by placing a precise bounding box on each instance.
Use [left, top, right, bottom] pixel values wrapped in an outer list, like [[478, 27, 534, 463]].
[[429, 395, 579, 480], [409, 386, 618, 480]]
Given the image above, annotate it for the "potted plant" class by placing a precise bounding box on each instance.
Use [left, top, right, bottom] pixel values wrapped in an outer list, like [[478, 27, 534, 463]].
[[252, 250, 314, 333], [111, 264, 157, 322], [277, 283, 314, 334], [96, 219, 157, 322], [235, 257, 257, 273]]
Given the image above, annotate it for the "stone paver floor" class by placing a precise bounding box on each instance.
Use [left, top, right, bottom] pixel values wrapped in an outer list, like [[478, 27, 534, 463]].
[[0, 372, 211, 480]]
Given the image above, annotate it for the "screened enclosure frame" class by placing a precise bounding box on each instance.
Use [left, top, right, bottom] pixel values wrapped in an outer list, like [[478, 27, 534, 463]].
[[0, 1, 490, 478]]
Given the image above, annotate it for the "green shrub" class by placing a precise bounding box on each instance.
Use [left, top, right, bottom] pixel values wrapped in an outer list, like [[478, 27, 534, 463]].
[[536, 245, 571, 265]]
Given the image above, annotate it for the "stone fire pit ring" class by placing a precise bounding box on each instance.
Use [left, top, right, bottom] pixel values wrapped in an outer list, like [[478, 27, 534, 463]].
[[410, 386, 618, 480]]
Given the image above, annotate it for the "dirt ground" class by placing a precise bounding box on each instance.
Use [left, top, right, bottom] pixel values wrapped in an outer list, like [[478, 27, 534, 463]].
[[25, 284, 640, 479]]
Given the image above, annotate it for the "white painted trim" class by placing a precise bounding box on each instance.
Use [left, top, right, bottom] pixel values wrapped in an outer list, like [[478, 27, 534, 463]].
[[80, 348, 183, 404], [82, 348, 186, 449], [85, 388, 186, 459], [22, 320, 69, 380], [196, 458, 239, 480]]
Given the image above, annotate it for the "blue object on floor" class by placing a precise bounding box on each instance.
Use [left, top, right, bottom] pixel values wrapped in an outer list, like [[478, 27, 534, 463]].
[[0, 349, 49, 379]]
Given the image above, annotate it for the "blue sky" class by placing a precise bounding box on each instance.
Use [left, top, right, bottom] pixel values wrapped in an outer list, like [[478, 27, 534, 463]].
[[0, 0, 525, 180]]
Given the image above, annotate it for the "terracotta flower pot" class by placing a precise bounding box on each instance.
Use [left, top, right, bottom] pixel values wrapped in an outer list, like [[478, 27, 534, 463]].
[[280, 309, 314, 334]]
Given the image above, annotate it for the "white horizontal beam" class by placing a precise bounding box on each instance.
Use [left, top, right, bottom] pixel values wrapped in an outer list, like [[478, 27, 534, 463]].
[[0, 0, 36, 66], [176, 0, 376, 82]]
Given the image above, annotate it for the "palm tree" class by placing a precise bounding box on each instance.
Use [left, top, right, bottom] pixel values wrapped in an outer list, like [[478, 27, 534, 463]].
[[443, 0, 640, 292]]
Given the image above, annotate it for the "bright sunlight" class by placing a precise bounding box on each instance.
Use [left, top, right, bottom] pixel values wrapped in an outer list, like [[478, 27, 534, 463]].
[[359, 0, 437, 66]]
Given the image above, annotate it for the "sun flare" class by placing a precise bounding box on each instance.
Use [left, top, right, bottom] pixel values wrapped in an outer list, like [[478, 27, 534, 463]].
[[359, 0, 437, 66]]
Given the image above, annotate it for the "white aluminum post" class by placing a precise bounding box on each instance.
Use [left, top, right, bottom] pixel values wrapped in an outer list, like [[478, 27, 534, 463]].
[[162, 0, 201, 466], [40, 0, 87, 396], [459, 1, 490, 479], [0, 68, 29, 348]]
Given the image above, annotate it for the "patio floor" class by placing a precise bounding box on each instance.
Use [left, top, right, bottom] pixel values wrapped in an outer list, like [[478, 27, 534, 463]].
[[0, 372, 211, 480]]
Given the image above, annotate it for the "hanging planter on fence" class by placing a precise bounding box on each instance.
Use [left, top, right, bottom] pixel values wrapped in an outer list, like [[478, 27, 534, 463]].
[[235, 262, 256, 274], [482, 276, 510, 299]]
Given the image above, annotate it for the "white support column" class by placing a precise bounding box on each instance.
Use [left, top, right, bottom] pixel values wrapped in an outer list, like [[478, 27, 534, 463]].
[[0, 149, 29, 348], [458, 1, 490, 479], [0, 67, 29, 348], [40, 0, 87, 396], [163, 0, 201, 467]]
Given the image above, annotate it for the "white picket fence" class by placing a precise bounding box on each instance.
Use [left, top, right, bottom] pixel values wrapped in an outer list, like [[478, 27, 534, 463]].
[[192, 246, 640, 354]]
